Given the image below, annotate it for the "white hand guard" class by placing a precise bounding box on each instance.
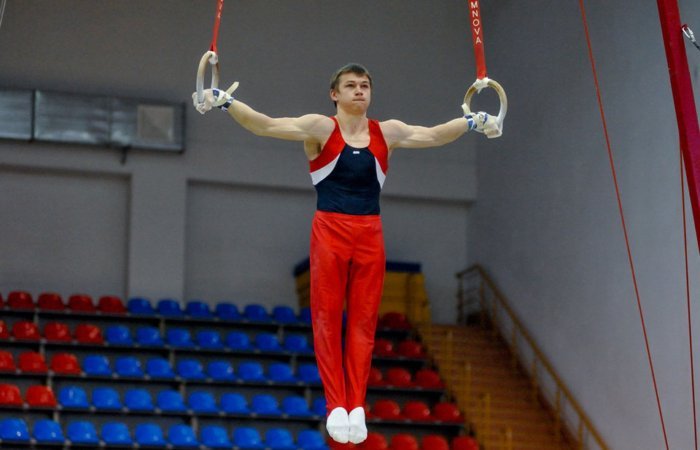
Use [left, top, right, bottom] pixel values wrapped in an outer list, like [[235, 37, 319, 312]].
[[192, 82, 239, 115], [463, 106, 502, 139]]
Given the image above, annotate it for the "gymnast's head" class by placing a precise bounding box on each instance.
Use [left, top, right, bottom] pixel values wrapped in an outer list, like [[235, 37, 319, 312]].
[[329, 63, 373, 109]]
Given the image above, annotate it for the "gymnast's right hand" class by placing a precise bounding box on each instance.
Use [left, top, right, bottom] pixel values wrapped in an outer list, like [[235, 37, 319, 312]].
[[192, 83, 239, 114]]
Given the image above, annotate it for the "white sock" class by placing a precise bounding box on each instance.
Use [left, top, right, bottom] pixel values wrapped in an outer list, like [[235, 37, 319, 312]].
[[326, 407, 349, 444], [348, 406, 368, 444]]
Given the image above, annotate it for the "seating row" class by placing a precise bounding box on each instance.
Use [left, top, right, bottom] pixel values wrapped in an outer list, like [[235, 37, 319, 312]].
[[328, 432, 479, 450], [0, 417, 329, 449]]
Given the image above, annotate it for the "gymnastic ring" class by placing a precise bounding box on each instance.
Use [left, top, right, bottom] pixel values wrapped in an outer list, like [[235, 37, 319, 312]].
[[463, 78, 508, 129], [196, 50, 220, 105]]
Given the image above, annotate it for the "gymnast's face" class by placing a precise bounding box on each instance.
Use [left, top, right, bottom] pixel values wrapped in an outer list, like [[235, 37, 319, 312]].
[[331, 73, 372, 112]]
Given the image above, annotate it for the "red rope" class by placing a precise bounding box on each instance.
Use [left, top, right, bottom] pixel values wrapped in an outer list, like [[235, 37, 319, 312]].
[[576, 1, 670, 448], [468, 0, 487, 79], [209, 0, 224, 53]]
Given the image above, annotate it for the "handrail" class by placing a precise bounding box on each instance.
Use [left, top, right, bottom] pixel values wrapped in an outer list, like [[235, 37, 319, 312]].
[[457, 264, 610, 450]]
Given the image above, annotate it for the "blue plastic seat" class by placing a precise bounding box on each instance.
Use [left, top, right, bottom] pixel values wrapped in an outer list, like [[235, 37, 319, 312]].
[[272, 305, 298, 324], [200, 425, 232, 448], [83, 354, 111, 376], [188, 390, 218, 413], [186, 300, 212, 317], [233, 427, 265, 449], [268, 362, 298, 383], [128, 297, 155, 315], [124, 388, 154, 411], [157, 389, 187, 412], [244, 303, 271, 322], [266, 428, 296, 450], [238, 361, 266, 382], [196, 330, 223, 348], [169, 424, 199, 447], [105, 325, 132, 345], [299, 306, 312, 324], [226, 331, 253, 350], [136, 326, 164, 347], [312, 397, 327, 416], [114, 356, 144, 377], [256, 332, 282, 351], [135, 423, 166, 446], [58, 385, 89, 409], [157, 298, 184, 317], [146, 357, 176, 379], [0, 418, 30, 442], [284, 334, 312, 353], [67, 420, 99, 444], [33, 419, 64, 443], [216, 302, 241, 320], [177, 359, 206, 380], [102, 422, 132, 445], [282, 395, 312, 416], [251, 394, 282, 416], [207, 360, 236, 381], [92, 387, 122, 410], [298, 363, 321, 384], [297, 429, 328, 450], [167, 328, 195, 348], [220, 392, 249, 414]]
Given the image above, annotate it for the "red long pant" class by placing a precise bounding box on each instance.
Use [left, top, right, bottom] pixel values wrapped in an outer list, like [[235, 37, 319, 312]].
[[310, 211, 385, 414]]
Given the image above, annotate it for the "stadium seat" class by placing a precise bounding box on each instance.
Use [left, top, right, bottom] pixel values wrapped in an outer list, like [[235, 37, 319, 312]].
[[272, 305, 297, 324], [136, 326, 164, 347], [34, 419, 65, 443], [368, 367, 384, 386], [26, 385, 57, 407], [402, 400, 432, 421], [362, 432, 389, 450], [233, 427, 265, 449], [67, 294, 95, 312], [12, 320, 40, 340], [251, 394, 282, 415], [177, 359, 206, 380], [451, 436, 480, 450], [299, 306, 312, 324], [216, 302, 241, 320], [0, 351, 15, 372], [196, 330, 224, 349], [105, 325, 132, 345], [414, 368, 444, 389], [282, 395, 312, 416], [221, 392, 250, 414], [50, 352, 81, 375], [74, 323, 103, 344], [422, 434, 450, 450], [124, 388, 154, 411], [298, 363, 321, 384], [128, 297, 155, 315], [188, 390, 218, 413], [371, 399, 402, 420], [389, 434, 419, 450], [373, 338, 396, 357], [385, 367, 413, 387], [157, 298, 184, 317], [167, 328, 195, 348], [312, 397, 327, 416], [256, 332, 282, 351], [58, 385, 89, 409], [146, 357, 176, 379], [7, 291, 33, 310], [157, 390, 187, 412], [297, 429, 327, 450], [207, 360, 236, 381], [284, 334, 312, 353], [92, 387, 122, 411], [200, 425, 232, 448], [169, 424, 199, 447], [238, 361, 266, 382], [18, 351, 48, 373], [268, 362, 297, 383], [82, 354, 111, 376], [114, 356, 144, 377], [186, 300, 212, 317], [97, 295, 126, 313], [67, 420, 99, 444], [44, 322, 72, 342], [379, 312, 411, 330], [244, 303, 270, 322], [226, 330, 253, 350], [102, 422, 132, 445], [397, 340, 425, 359], [0, 320, 8, 338], [0, 383, 22, 406], [266, 428, 296, 450], [135, 423, 166, 446], [37, 292, 65, 311], [0, 418, 30, 442], [432, 402, 463, 423]]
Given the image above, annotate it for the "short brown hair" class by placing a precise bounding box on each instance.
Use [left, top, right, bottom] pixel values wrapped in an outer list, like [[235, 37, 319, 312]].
[[329, 63, 373, 92]]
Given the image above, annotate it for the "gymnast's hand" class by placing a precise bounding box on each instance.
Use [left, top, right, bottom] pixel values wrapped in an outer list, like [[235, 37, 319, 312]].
[[464, 110, 502, 139], [192, 83, 239, 114]]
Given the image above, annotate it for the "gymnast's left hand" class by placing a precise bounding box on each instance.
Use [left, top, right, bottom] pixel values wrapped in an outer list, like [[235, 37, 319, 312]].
[[465, 110, 502, 139], [192, 85, 238, 115]]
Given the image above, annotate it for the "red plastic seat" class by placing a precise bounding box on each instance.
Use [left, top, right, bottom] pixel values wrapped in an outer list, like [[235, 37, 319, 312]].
[[389, 434, 418, 450], [367, 367, 384, 386], [50, 352, 81, 375], [451, 436, 480, 450], [37, 292, 65, 311], [7, 291, 34, 309], [25, 385, 57, 407], [402, 401, 432, 421], [0, 320, 8, 338], [0, 383, 23, 406], [74, 324, 103, 344], [0, 351, 16, 372], [371, 399, 402, 420], [373, 338, 396, 357], [414, 369, 444, 388], [98, 295, 126, 314], [328, 440, 356, 449], [12, 321, 41, 341], [358, 432, 388, 449], [68, 294, 96, 312], [385, 367, 413, 387], [44, 322, 72, 342], [18, 351, 48, 373], [422, 434, 450, 450], [379, 312, 411, 330], [432, 402, 463, 423], [397, 340, 425, 359]]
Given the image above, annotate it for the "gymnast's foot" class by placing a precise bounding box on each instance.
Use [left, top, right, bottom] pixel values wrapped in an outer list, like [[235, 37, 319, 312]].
[[348, 406, 368, 444], [326, 407, 350, 444]]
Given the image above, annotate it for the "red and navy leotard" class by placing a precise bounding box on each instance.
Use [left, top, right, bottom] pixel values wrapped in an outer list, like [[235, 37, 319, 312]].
[[309, 117, 389, 215]]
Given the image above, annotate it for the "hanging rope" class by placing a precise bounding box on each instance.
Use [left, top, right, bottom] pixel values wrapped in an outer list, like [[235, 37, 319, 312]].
[[576, 1, 670, 448]]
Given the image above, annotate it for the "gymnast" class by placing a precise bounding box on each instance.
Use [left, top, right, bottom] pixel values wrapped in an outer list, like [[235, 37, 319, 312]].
[[193, 63, 500, 444]]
